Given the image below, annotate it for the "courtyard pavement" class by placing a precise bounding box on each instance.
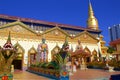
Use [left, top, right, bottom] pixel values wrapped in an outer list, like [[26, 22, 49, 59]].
[[70, 69, 120, 80], [13, 70, 49, 80], [13, 69, 120, 80]]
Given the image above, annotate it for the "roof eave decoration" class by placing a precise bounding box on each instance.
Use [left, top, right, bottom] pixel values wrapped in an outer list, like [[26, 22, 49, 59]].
[[109, 39, 120, 46], [74, 31, 99, 42], [14, 42, 25, 53], [28, 46, 37, 54], [42, 26, 72, 38], [0, 21, 38, 35]]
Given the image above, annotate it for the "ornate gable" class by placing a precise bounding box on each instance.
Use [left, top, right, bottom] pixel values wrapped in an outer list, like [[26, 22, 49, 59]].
[[42, 27, 71, 40], [28, 46, 37, 54], [74, 31, 98, 43], [0, 21, 39, 39], [14, 42, 25, 53]]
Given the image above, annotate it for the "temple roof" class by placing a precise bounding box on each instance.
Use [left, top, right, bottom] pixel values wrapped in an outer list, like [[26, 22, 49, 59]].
[[0, 14, 101, 33], [71, 49, 91, 57], [110, 38, 120, 46]]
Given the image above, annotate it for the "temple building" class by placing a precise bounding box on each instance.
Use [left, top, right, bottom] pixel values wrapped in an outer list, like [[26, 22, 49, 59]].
[[0, 2, 107, 70], [109, 24, 120, 61]]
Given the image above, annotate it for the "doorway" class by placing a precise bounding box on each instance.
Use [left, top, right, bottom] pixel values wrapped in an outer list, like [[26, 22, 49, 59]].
[[12, 59, 22, 70], [86, 57, 91, 62], [13, 42, 24, 70]]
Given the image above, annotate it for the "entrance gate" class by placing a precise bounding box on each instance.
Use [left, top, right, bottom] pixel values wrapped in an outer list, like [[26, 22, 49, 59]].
[[12, 42, 24, 70]]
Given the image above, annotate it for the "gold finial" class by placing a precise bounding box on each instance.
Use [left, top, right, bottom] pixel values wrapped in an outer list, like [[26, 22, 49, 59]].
[[89, 0, 94, 18], [87, 0, 99, 30]]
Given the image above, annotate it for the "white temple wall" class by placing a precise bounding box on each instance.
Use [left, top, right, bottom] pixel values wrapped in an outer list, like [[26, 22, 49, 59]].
[[0, 36, 100, 70], [82, 43, 98, 53], [68, 42, 99, 53], [46, 40, 64, 61]]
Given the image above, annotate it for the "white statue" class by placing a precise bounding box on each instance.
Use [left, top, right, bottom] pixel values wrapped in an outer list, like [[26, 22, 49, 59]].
[[80, 58, 87, 70], [73, 62, 77, 72], [76, 39, 83, 50]]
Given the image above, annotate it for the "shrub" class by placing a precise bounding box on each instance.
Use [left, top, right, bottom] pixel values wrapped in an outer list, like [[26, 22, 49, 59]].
[[108, 60, 120, 68], [87, 61, 106, 68]]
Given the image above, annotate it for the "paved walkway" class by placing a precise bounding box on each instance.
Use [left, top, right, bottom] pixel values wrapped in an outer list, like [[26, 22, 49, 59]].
[[70, 69, 120, 80], [13, 70, 49, 80], [13, 69, 120, 80]]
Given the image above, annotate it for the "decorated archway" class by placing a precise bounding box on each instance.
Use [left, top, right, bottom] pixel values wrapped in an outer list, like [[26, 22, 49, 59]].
[[71, 49, 91, 68], [84, 46, 91, 53], [92, 49, 97, 61], [51, 44, 60, 61], [84, 46, 91, 62], [28, 46, 37, 66], [13, 42, 25, 70]]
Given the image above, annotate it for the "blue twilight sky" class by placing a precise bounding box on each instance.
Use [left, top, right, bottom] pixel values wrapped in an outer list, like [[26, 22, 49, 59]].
[[0, 0, 120, 46]]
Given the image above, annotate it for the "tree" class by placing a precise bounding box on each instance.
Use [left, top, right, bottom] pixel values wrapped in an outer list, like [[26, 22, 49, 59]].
[[107, 46, 116, 54]]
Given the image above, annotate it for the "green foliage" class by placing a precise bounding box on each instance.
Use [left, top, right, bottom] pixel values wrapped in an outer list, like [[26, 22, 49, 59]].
[[30, 64, 36, 67], [40, 62, 48, 68], [107, 46, 116, 54], [47, 61, 60, 69], [54, 52, 69, 66], [108, 59, 120, 68], [87, 61, 106, 68], [30, 61, 60, 70]]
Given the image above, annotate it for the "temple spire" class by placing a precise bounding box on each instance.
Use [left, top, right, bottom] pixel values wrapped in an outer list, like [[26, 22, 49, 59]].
[[89, 0, 94, 18], [87, 0, 99, 30]]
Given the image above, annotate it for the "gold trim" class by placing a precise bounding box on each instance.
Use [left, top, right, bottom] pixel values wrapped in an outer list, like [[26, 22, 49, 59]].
[[75, 31, 99, 41], [28, 46, 37, 54], [14, 42, 25, 70], [0, 21, 38, 35], [42, 26, 71, 38]]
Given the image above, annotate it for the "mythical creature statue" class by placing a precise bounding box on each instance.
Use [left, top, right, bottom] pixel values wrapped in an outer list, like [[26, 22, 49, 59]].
[[0, 32, 17, 75], [54, 37, 70, 66], [54, 37, 70, 79]]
